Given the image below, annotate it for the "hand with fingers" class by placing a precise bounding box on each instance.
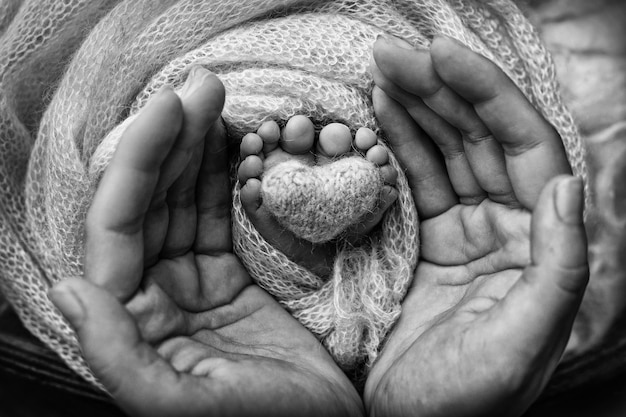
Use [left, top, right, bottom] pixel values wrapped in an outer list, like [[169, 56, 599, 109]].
[[48, 68, 363, 417], [364, 35, 589, 417]]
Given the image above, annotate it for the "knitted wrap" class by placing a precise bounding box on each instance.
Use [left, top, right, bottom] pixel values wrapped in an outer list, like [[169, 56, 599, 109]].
[[0, 0, 587, 389]]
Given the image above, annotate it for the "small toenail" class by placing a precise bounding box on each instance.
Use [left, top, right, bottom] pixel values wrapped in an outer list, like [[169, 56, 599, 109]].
[[355, 128, 378, 151], [367, 146, 389, 165], [377, 33, 414, 50]]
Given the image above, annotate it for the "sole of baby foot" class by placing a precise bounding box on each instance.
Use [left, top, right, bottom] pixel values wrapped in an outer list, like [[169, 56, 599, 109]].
[[238, 117, 399, 276], [239, 118, 333, 277]]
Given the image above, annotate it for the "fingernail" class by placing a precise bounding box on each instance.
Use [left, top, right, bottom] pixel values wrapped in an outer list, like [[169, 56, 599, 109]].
[[376, 33, 389, 42], [190, 65, 211, 82], [180, 66, 210, 97], [555, 177, 584, 225], [377, 33, 414, 50], [149, 86, 174, 107], [153, 85, 172, 97], [49, 282, 85, 328]]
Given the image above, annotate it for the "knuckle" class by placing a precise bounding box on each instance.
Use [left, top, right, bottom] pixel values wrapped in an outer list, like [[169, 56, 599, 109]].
[[551, 264, 590, 295], [463, 130, 494, 144]]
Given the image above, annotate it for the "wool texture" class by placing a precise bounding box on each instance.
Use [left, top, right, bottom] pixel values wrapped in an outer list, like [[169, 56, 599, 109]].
[[0, 0, 587, 389], [261, 157, 384, 243]]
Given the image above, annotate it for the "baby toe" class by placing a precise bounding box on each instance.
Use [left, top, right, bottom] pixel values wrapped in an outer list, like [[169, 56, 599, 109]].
[[240, 177, 263, 212], [240, 133, 264, 159], [317, 123, 353, 163], [257, 120, 281, 153], [380, 164, 398, 186], [365, 144, 397, 185], [238, 155, 264, 184], [379, 185, 399, 211], [354, 127, 378, 152], [366, 144, 389, 166], [280, 115, 315, 155]]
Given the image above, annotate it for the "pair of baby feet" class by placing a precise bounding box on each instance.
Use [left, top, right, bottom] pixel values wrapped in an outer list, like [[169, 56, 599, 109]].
[[237, 115, 398, 277]]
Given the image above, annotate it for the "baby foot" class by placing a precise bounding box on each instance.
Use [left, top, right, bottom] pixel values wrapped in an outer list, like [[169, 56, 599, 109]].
[[238, 116, 398, 276]]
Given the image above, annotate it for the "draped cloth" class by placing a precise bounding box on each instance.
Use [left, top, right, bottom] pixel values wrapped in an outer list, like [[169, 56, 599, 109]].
[[0, 0, 586, 389]]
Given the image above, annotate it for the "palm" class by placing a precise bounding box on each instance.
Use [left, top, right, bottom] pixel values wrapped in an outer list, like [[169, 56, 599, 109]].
[[411, 200, 529, 325], [364, 36, 588, 416], [62, 72, 362, 417], [367, 202, 537, 417], [126, 251, 359, 416]]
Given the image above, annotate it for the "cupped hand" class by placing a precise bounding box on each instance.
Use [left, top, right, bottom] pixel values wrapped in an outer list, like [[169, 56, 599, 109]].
[[365, 35, 589, 417], [49, 68, 363, 417]]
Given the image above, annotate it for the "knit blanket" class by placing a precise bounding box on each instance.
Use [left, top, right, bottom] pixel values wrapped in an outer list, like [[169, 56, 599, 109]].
[[0, 0, 586, 389]]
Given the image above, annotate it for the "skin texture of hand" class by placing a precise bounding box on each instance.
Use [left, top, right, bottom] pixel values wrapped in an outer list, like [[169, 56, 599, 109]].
[[364, 35, 589, 417], [49, 68, 363, 417]]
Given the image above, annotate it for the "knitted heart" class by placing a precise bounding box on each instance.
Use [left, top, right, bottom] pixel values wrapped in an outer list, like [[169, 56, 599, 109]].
[[260, 156, 383, 243]]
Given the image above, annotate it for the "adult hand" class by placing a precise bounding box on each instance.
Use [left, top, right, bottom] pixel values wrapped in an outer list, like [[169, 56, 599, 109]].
[[365, 35, 589, 417], [49, 68, 363, 417]]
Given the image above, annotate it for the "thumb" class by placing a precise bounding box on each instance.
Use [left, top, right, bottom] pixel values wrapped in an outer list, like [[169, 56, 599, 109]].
[[497, 175, 589, 366], [526, 175, 589, 307], [49, 278, 185, 416]]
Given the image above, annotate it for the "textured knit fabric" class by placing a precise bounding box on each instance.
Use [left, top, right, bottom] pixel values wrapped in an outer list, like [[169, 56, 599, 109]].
[[261, 157, 383, 243], [0, 0, 586, 389]]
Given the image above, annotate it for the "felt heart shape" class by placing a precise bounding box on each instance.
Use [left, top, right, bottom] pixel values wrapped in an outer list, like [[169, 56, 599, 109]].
[[261, 156, 383, 243]]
